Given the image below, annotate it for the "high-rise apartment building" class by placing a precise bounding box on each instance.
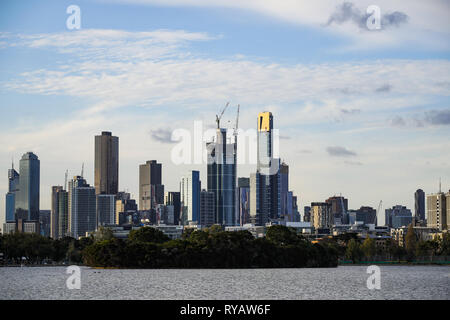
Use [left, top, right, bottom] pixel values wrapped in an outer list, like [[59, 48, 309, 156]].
[[139, 160, 162, 210], [51, 186, 63, 239], [206, 127, 237, 226], [95, 131, 119, 195], [311, 202, 332, 229], [180, 171, 200, 225], [427, 192, 447, 231], [57, 189, 69, 238], [68, 176, 96, 238]]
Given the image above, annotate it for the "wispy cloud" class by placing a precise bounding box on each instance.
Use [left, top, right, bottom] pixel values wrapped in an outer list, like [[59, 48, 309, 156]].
[[150, 128, 179, 144], [326, 146, 357, 157]]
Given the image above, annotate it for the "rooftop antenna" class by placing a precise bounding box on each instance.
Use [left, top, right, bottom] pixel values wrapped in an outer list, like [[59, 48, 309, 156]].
[[11, 156, 14, 170], [81, 163, 84, 178], [439, 177, 441, 193]]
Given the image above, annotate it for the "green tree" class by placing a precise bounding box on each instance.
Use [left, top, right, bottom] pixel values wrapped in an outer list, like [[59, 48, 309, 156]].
[[405, 224, 417, 260], [345, 239, 362, 263], [128, 227, 169, 244], [266, 225, 301, 246], [361, 237, 376, 260]]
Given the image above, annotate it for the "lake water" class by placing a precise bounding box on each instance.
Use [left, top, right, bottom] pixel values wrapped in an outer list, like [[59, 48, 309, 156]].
[[0, 265, 449, 300]]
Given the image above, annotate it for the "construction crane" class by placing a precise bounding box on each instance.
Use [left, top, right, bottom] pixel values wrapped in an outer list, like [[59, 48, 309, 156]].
[[216, 102, 230, 129]]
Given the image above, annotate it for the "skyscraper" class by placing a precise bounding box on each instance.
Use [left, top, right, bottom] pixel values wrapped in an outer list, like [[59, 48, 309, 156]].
[[15, 152, 40, 224], [94, 131, 119, 195], [57, 189, 69, 238], [250, 112, 280, 225], [180, 171, 200, 225], [51, 186, 63, 239], [68, 176, 96, 238], [414, 189, 425, 222], [139, 160, 162, 210], [385, 205, 412, 228], [238, 177, 250, 225], [5, 161, 19, 222], [280, 162, 289, 219], [206, 127, 237, 226]]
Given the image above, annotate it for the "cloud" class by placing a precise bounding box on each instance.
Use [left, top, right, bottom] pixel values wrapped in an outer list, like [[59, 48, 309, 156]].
[[375, 84, 392, 93], [391, 115, 406, 127], [344, 160, 363, 166], [425, 109, 450, 125], [326, 2, 408, 30], [326, 146, 357, 157], [150, 128, 179, 143], [340, 108, 360, 114]]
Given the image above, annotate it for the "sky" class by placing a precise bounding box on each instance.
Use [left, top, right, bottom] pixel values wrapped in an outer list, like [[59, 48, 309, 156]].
[[0, 0, 449, 227]]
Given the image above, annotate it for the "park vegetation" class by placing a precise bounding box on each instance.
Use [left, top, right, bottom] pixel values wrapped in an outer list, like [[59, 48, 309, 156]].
[[1, 224, 449, 267]]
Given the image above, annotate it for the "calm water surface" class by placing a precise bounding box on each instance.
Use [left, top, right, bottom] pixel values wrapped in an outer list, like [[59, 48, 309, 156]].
[[1, 265, 449, 300]]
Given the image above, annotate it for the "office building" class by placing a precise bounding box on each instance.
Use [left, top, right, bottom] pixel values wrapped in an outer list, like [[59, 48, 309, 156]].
[[139, 160, 162, 210], [115, 192, 137, 225], [200, 189, 215, 227], [68, 176, 96, 238], [5, 161, 20, 223], [95, 131, 119, 195], [180, 171, 200, 225], [97, 194, 116, 226], [385, 205, 412, 228], [414, 189, 425, 222], [15, 152, 40, 226], [325, 196, 348, 225], [348, 206, 377, 225], [164, 191, 181, 225]]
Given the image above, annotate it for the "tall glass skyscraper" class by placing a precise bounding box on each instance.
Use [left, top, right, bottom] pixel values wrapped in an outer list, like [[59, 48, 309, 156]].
[[5, 161, 20, 222], [414, 189, 425, 221], [15, 152, 40, 222], [68, 176, 96, 238], [95, 131, 119, 195], [207, 128, 237, 226], [250, 112, 280, 225]]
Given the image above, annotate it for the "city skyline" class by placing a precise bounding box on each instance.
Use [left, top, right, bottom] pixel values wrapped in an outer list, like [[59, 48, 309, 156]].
[[1, 0, 450, 228]]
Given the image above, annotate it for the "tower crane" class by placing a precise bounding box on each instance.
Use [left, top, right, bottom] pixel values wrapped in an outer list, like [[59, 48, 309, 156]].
[[216, 102, 230, 129]]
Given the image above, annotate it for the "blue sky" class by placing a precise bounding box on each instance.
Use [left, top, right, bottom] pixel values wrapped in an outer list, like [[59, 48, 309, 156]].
[[1, 0, 450, 226]]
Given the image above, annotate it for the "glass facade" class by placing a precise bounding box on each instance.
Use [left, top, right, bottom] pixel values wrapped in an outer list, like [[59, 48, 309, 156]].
[[15, 152, 40, 222]]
